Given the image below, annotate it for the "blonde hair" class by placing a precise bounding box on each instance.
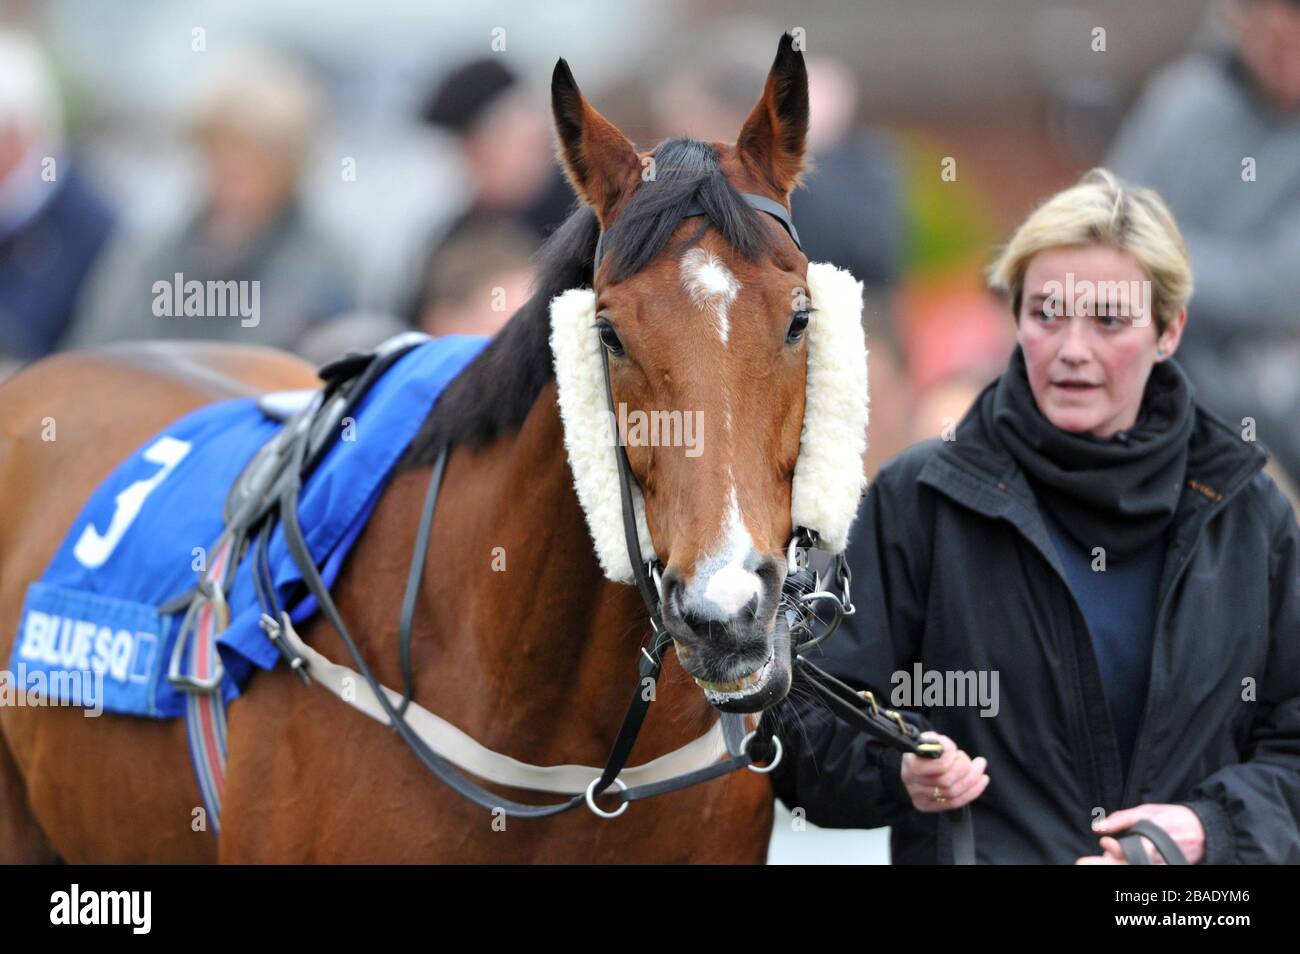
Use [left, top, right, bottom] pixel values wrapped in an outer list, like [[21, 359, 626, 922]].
[[187, 47, 324, 166], [986, 168, 1193, 336]]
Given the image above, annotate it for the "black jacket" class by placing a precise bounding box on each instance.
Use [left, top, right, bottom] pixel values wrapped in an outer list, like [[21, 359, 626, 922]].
[[768, 392, 1300, 864]]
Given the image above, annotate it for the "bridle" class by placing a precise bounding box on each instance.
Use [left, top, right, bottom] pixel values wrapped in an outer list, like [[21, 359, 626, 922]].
[[234, 189, 973, 859], [592, 193, 847, 677], [591, 192, 970, 829]]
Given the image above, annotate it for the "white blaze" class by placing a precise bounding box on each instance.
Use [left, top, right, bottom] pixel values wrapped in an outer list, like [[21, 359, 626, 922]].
[[687, 483, 762, 620], [680, 248, 740, 345]]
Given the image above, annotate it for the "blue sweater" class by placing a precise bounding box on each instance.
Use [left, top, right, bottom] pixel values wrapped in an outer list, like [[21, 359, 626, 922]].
[[1039, 506, 1164, 780]]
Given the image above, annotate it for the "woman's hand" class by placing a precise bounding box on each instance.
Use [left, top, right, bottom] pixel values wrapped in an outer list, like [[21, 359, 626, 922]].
[[900, 731, 990, 812], [1075, 804, 1206, 864]]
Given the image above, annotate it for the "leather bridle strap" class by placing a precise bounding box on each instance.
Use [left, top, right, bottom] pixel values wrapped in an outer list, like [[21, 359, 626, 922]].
[[795, 657, 936, 755], [278, 440, 583, 817], [600, 348, 664, 620], [793, 656, 976, 864], [1115, 819, 1189, 864], [395, 442, 448, 717]]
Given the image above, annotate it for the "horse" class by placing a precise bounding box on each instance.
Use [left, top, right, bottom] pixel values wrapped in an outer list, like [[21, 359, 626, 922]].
[[0, 34, 840, 862]]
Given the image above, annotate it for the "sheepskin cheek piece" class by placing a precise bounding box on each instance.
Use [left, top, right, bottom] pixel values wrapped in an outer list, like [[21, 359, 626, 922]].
[[549, 261, 868, 584]]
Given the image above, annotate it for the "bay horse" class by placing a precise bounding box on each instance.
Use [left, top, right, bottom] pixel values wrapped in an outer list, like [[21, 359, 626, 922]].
[[0, 34, 836, 862]]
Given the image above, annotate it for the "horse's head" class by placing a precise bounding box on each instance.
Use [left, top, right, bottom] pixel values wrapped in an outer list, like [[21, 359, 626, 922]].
[[551, 35, 862, 714]]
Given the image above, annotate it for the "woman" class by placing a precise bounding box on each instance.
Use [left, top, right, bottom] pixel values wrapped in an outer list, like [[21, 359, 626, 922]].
[[767, 168, 1300, 864]]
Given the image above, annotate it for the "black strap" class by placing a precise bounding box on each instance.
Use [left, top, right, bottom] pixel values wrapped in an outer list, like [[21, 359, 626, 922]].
[[793, 656, 977, 864], [593, 191, 800, 276], [794, 657, 933, 754], [739, 192, 801, 247], [278, 440, 587, 817], [1116, 819, 1189, 865], [395, 443, 449, 717], [941, 806, 976, 865], [600, 349, 663, 618]]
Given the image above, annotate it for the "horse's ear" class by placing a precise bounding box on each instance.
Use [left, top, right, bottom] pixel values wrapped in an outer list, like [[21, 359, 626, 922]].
[[735, 33, 809, 196], [551, 58, 641, 228]]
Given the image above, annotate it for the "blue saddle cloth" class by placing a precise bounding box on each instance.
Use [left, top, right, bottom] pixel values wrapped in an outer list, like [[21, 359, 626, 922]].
[[9, 335, 488, 718]]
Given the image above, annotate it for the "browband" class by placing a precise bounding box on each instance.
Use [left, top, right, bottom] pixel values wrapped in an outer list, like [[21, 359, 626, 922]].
[[592, 191, 802, 275]]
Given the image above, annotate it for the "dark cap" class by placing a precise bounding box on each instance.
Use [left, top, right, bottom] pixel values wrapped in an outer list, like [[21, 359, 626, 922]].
[[420, 57, 518, 134]]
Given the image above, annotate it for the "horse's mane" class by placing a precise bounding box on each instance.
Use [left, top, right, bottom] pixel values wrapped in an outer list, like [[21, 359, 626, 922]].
[[398, 137, 777, 470]]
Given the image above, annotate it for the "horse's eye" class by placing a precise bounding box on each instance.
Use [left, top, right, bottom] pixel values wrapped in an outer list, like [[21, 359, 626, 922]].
[[597, 319, 625, 356], [786, 310, 810, 344]]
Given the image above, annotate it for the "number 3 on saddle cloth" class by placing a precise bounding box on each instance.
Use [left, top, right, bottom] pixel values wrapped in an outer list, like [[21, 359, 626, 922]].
[[8, 334, 488, 835]]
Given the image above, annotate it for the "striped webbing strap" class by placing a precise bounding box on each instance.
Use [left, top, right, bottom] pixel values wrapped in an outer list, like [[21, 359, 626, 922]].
[[182, 536, 234, 838]]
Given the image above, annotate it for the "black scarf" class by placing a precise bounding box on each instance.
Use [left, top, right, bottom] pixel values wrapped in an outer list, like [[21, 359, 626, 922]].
[[981, 345, 1196, 560]]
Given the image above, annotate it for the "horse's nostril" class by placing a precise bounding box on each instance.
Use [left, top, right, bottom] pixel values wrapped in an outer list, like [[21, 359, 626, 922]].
[[754, 555, 784, 593], [681, 609, 714, 633], [661, 564, 773, 640]]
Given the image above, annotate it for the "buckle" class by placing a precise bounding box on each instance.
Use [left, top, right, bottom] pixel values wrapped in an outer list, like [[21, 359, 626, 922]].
[[260, 612, 311, 686], [857, 689, 880, 716], [166, 578, 228, 694]]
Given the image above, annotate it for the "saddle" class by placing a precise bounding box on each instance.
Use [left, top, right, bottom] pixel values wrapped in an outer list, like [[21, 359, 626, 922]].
[[223, 332, 430, 534], [162, 331, 436, 692]]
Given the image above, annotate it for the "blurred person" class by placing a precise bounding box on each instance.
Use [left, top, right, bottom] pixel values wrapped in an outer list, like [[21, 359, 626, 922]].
[[402, 56, 573, 325], [296, 310, 411, 368], [796, 56, 910, 464], [1107, 0, 1300, 490], [894, 278, 1018, 455], [648, 41, 905, 351], [0, 30, 115, 370], [765, 169, 1300, 864], [902, 370, 997, 451], [414, 222, 535, 339], [66, 47, 355, 352], [792, 58, 905, 319], [645, 31, 910, 471]]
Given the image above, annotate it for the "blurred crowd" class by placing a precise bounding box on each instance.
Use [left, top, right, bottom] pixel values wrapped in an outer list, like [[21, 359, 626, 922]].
[[0, 0, 1297, 494]]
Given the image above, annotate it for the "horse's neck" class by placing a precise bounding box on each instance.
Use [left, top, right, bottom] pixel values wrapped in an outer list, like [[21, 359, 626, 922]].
[[330, 379, 716, 767]]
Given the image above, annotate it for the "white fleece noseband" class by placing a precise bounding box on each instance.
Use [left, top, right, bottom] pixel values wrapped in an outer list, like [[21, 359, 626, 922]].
[[549, 261, 868, 584]]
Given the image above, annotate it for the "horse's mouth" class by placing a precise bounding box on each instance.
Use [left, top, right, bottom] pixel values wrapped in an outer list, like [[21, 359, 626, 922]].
[[688, 616, 793, 713], [694, 650, 774, 698]]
